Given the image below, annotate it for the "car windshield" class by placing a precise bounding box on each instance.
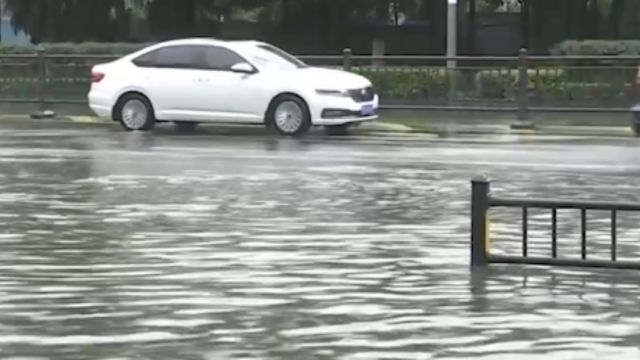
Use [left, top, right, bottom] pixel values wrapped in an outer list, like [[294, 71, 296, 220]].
[[250, 44, 307, 71]]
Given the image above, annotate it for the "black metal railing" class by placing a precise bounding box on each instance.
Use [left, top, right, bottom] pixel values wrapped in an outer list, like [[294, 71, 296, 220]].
[[0, 48, 639, 118], [470, 176, 640, 270]]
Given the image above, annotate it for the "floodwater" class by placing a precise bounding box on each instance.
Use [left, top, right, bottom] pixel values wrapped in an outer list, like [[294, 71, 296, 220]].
[[1, 122, 640, 359]]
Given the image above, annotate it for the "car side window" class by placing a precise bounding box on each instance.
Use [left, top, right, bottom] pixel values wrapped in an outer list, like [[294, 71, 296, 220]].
[[132, 45, 201, 69], [132, 50, 157, 67], [201, 46, 248, 71]]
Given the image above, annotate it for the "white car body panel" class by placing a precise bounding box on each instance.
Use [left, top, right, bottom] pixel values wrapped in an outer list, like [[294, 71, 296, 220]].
[[88, 38, 379, 127]]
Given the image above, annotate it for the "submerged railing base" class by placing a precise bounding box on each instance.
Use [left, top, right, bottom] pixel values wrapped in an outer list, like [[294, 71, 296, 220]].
[[488, 255, 640, 271]]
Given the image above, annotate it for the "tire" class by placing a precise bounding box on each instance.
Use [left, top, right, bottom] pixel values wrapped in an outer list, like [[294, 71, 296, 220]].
[[175, 121, 198, 133], [114, 93, 155, 131], [267, 95, 311, 136], [325, 123, 352, 136]]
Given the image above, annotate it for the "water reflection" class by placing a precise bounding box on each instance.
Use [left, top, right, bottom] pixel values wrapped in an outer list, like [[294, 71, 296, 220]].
[[1, 127, 640, 359], [121, 131, 156, 151]]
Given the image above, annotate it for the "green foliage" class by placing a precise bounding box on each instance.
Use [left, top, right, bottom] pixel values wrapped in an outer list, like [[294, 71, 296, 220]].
[[477, 68, 568, 97], [0, 44, 635, 108], [547, 40, 638, 96], [352, 66, 569, 102], [354, 67, 450, 100], [351, 65, 635, 107], [4, 0, 129, 43], [550, 40, 640, 56], [0, 43, 152, 55], [2, 0, 434, 45]]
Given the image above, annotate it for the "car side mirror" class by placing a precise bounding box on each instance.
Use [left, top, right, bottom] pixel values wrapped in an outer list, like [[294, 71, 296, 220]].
[[231, 62, 256, 74]]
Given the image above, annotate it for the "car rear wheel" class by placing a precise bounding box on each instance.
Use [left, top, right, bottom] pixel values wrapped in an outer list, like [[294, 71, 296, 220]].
[[269, 95, 311, 136], [116, 94, 155, 131]]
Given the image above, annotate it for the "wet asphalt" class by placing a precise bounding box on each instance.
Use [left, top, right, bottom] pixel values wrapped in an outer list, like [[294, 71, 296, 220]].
[[2, 120, 640, 359]]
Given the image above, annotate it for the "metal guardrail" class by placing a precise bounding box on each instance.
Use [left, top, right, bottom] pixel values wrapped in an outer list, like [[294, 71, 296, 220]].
[[0, 48, 639, 117], [470, 176, 640, 270]]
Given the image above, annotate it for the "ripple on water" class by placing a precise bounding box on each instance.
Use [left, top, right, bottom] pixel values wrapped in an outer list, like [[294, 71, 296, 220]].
[[0, 332, 190, 346], [4, 137, 640, 359]]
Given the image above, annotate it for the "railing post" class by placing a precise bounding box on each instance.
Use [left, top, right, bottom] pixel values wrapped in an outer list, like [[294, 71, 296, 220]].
[[471, 176, 491, 267], [517, 48, 529, 121], [448, 62, 458, 104], [37, 48, 46, 113], [343, 48, 352, 72]]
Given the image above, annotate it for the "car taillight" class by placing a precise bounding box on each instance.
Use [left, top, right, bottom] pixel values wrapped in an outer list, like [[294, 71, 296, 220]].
[[91, 72, 105, 83]]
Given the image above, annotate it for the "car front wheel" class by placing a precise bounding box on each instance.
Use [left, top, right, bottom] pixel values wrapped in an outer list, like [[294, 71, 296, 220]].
[[116, 94, 155, 131], [269, 95, 311, 136]]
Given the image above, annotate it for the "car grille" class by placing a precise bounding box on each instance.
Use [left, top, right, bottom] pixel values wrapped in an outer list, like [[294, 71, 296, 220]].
[[348, 86, 375, 102]]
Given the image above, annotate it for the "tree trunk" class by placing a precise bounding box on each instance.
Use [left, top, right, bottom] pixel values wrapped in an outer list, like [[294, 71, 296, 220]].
[[334, 1, 350, 51], [429, 0, 447, 53], [183, 0, 196, 37], [609, 0, 624, 39], [576, 0, 588, 39], [532, 0, 543, 53], [467, 0, 476, 54], [44, 1, 57, 42], [520, 0, 530, 49], [564, 0, 572, 39], [589, 0, 600, 38], [621, 0, 640, 38], [282, 0, 290, 24], [114, 0, 129, 41], [374, 0, 388, 23]]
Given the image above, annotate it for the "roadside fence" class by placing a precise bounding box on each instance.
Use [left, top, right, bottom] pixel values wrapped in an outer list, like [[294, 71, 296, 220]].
[[471, 176, 640, 271], [0, 48, 639, 119]]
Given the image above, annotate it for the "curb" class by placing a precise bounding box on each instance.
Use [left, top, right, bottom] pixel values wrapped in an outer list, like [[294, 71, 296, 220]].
[[67, 116, 108, 124], [0, 114, 635, 138], [363, 122, 635, 138]]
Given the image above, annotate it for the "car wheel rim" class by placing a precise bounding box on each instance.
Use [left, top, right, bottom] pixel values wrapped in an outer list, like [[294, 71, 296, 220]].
[[274, 101, 303, 133], [122, 99, 148, 130]]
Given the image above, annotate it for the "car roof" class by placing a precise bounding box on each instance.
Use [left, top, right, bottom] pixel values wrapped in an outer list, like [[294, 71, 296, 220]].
[[151, 38, 266, 48], [153, 37, 227, 47], [123, 38, 267, 59]]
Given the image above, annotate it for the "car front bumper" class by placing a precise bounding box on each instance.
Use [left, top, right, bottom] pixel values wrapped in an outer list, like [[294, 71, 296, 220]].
[[310, 94, 379, 126]]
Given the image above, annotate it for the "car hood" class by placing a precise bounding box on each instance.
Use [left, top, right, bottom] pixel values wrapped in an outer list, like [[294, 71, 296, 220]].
[[293, 67, 371, 90]]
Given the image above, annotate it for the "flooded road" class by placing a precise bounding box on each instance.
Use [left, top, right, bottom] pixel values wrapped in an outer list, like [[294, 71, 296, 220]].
[[2, 122, 640, 359]]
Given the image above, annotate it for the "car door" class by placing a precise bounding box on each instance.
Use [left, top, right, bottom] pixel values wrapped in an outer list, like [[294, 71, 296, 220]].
[[132, 45, 206, 121], [194, 45, 268, 123]]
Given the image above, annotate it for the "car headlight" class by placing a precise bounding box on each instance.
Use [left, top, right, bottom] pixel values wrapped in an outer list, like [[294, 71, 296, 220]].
[[315, 89, 350, 97]]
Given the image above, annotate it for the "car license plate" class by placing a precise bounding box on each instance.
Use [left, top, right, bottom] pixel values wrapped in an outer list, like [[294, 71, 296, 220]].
[[361, 104, 375, 116]]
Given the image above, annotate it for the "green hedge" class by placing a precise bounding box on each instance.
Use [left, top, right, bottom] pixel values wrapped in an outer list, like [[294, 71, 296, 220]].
[[352, 67, 573, 102], [354, 67, 450, 100], [9, 40, 640, 57], [0, 42, 152, 55], [0, 41, 635, 106], [0, 62, 633, 105], [352, 66, 637, 106], [548, 40, 638, 88], [551, 40, 640, 56]]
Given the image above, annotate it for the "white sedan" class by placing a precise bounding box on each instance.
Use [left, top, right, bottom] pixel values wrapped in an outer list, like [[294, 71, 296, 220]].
[[88, 38, 379, 136]]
